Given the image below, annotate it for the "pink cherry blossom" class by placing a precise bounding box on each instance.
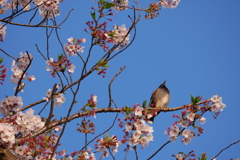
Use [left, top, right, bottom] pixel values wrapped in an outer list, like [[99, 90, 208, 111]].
[[135, 106, 143, 116], [199, 117, 206, 124]]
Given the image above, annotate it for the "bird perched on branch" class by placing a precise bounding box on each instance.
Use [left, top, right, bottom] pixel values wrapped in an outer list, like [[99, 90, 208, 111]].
[[148, 80, 170, 123]]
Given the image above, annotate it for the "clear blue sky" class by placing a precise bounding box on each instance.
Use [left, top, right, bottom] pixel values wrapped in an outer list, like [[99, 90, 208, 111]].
[[1, 0, 240, 159]]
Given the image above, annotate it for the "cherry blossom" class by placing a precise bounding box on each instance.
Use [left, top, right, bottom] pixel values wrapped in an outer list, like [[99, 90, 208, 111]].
[[210, 94, 226, 112], [96, 134, 120, 157], [11, 0, 31, 10], [182, 129, 194, 145], [186, 112, 195, 121], [86, 94, 98, 108], [0, 96, 23, 116], [11, 52, 35, 84], [176, 153, 183, 160], [135, 106, 143, 116], [42, 89, 66, 106], [46, 56, 75, 77], [158, 0, 180, 9], [105, 24, 130, 50], [179, 120, 189, 128], [54, 93, 66, 107], [0, 22, 6, 41], [64, 37, 86, 56], [199, 117, 206, 124], [112, 0, 128, 11], [34, 0, 60, 18], [43, 88, 52, 101], [169, 125, 180, 137]]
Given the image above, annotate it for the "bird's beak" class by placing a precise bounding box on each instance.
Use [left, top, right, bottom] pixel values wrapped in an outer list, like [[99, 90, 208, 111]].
[[164, 80, 166, 85]]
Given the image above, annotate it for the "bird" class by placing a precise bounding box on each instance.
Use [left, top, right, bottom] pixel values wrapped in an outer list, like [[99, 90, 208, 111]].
[[148, 80, 170, 123]]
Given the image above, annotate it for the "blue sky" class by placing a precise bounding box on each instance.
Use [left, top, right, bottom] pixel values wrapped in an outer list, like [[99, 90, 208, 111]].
[[1, 0, 240, 159]]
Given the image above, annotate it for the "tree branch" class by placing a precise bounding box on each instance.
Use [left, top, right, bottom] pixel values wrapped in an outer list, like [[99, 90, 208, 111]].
[[108, 65, 126, 108], [15, 99, 210, 144], [212, 139, 240, 159]]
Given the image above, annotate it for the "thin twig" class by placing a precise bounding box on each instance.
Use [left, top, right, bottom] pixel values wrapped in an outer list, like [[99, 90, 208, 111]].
[[108, 148, 116, 160], [14, 52, 33, 96], [212, 140, 240, 159], [147, 141, 171, 160], [45, 84, 58, 127], [108, 65, 126, 108], [134, 146, 138, 160], [0, 19, 59, 28], [79, 107, 119, 151], [35, 44, 47, 60], [0, 49, 16, 60], [57, 9, 74, 27]]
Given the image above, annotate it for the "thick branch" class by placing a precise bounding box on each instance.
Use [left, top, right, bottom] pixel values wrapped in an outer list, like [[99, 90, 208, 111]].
[[15, 99, 210, 144], [0, 147, 17, 160]]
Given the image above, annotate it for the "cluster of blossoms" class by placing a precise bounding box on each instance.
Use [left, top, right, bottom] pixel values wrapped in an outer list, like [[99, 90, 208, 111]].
[[85, 94, 98, 109], [11, 52, 36, 91], [9, 0, 60, 18], [173, 150, 196, 160], [0, 0, 60, 18], [112, 0, 129, 11], [64, 37, 86, 56], [165, 94, 226, 145], [0, 97, 45, 149], [158, 0, 180, 9], [46, 55, 76, 77], [77, 119, 95, 134], [80, 150, 96, 160], [14, 108, 45, 136], [105, 24, 130, 50], [127, 119, 154, 148], [86, 5, 130, 51], [0, 96, 23, 116], [0, 0, 11, 14], [34, 0, 60, 18], [14, 132, 60, 159], [145, 0, 180, 19], [118, 105, 154, 149], [96, 134, 120, 157], [0, 23, 7, 41], [0, 123, 15, 148], [65, 147, 96, 160], [0, 0, 60, 40], [43, 88, 66, 107]]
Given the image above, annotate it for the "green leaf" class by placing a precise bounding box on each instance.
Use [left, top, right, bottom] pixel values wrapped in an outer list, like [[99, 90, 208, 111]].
[[58, 54, 64, 60], [99, 0, 105, 5], [198, 153, 208, 160], [90, 11, 96, 21], [142, 100, 147, 108], [125, 105, 131, 115], [97, 59, 110, 68], [103, 2, 116, 9], [106, 132, 110, 139], [0, 57, 3, 64], [191, 94, 194, 103], [191, 95, 201, 105]]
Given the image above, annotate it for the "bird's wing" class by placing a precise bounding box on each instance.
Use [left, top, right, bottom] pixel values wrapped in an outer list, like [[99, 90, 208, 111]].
[[148, 88, 159, 107]]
